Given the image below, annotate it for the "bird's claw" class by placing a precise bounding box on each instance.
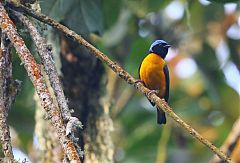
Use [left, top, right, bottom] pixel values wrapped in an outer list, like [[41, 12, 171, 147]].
[[135, 79, 144, 85], [147, 90, 159, 97]]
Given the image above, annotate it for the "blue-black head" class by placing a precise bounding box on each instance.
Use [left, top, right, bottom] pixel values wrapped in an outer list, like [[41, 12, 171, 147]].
[[149, 40, 171, 59]]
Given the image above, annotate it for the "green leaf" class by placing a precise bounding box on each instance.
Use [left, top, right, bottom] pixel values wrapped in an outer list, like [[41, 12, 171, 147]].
[[80, 0, 104, 35], [63, 5, 89, 36], [41, 0, 75, 21], [41, 0, 104, 35]]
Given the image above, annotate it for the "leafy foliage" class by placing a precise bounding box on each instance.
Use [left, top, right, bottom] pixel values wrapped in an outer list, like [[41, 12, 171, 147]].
[[41, 0, 103, 35]]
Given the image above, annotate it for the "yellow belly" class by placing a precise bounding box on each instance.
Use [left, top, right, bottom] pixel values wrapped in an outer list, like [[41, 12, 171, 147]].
[[139, 53, 166, 98]]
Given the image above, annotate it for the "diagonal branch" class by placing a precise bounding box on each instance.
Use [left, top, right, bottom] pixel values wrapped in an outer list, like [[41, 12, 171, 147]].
[[12, 10, 83, 136], [0, 3, 81, 162], [7, 2, 231, 162]]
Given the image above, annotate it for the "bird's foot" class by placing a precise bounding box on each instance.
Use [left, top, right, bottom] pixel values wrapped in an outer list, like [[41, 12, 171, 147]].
[[135, 79, 144, 84], [147, 90, 159, 97], [134, 79, 144, 86]]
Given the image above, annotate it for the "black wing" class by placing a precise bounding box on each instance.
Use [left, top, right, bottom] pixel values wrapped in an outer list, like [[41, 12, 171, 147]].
[[163, 64, 170, 102], [138, 61, 142, 80]]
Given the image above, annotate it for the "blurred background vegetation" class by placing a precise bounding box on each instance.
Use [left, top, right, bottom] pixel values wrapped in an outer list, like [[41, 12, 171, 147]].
[[3, 0, 240, 162]]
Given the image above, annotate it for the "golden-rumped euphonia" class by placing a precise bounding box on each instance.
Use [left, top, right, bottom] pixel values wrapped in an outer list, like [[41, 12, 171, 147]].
[[138, 40, 171, 125]]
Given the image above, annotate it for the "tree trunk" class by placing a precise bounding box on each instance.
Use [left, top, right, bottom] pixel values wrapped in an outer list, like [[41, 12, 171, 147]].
[[60, 34, 114, 163]]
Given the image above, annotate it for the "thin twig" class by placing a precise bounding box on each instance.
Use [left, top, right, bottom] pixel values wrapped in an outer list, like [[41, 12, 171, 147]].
[[7, 3, 232, 162], [0, 32, 14, 162], [0, 3, 81, 162], [12, 10, 83, 135], [212, 118, 240, 163]]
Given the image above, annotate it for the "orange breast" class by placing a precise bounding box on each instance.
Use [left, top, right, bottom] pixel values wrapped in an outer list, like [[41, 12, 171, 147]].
[[139, 53, 166, 98]]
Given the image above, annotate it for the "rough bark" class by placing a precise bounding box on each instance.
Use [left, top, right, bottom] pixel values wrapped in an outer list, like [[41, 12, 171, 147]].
[[33, 91, 63, 163], [59, 34, 114, 163], [0, 32, 14, 162], [0, 3, 80, 162]]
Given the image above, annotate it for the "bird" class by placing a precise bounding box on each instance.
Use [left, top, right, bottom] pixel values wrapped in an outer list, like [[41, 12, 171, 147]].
[[138, 40, 171, 125]]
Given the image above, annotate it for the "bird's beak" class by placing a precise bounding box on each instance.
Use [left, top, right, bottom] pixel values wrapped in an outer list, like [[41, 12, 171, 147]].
[[164, 45, 171, 48]]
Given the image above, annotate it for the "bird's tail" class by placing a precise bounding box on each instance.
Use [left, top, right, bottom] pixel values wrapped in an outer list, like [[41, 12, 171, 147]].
[[157, 108, 166, 125]]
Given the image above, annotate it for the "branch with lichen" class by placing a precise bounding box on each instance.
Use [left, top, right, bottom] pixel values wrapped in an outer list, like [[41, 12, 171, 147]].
[[12, 10, 83, 135], [0, 3, 81, 162], [7, 3, 233, 162], [0, 32, 14, 162], [12, 10, 83, 159]]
